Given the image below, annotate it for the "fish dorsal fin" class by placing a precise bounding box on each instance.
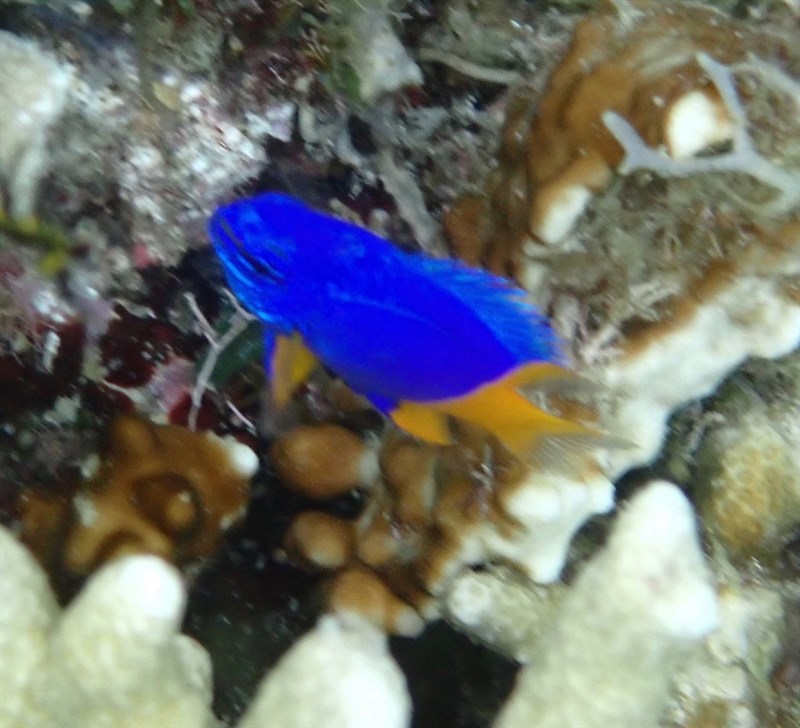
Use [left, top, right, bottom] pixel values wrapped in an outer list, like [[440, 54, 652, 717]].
[[417, 256, 561, 364]]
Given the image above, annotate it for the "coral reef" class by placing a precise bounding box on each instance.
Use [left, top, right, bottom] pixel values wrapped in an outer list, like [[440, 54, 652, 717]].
[[599, 219, 800, 477], [21, 414, 257, 575], [276, 411, 613, 635], [0, 525, 410, 728], [495, 481, 719, 728], [0, 31, 71, 218], [2, 1, 798, 726], [445, 0, 799, 479], [443, 0, 794, 271]]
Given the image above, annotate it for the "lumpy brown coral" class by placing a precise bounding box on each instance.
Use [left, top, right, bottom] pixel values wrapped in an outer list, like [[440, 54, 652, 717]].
[[21, 414, 258, 576], [272, 390, 613, 636], [443, 0, 781, 276]]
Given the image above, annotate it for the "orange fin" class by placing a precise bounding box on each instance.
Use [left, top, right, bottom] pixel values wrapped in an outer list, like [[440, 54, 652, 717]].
[[271, 333, 319, 408], [502, 361, 575, 390], [389, 402, 452, 446], [436, 382, 596, 459]]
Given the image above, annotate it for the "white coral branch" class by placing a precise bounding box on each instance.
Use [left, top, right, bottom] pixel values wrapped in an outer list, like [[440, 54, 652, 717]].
[[185, 291, 254, 431], [417, 48, 522, 85], [602, 53, 799, 215]]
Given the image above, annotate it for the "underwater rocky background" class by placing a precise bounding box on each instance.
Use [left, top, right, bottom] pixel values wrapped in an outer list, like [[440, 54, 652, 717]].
[[0, 1, 798, 727]]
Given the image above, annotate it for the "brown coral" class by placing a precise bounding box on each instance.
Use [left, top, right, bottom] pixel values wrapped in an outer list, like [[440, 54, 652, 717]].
[[273, 394, 612, 636], [21, 414, 258, 576], [443, 0, 761, 275]]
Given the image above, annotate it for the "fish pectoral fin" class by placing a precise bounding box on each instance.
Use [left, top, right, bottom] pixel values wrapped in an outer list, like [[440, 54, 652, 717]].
[[389, 402, 453, 446], [269, 331, 319, 409]]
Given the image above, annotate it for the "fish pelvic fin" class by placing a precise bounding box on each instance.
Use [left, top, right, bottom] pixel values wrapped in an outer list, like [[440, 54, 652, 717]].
[[270, 331, 319, 409]]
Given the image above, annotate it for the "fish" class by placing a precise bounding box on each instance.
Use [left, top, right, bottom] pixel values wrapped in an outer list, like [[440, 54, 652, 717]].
[[209, 192, 601, 459]]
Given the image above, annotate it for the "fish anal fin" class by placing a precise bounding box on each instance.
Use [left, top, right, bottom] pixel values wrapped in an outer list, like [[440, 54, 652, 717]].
[[430, 379, 598, 460], [271, 332, 319, 409], [503, 361, 576, 390], [389, 402, 453, 447]]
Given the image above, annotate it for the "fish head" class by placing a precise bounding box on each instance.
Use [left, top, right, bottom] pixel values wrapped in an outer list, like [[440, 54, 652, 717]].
[[208, 193, 306, 326]]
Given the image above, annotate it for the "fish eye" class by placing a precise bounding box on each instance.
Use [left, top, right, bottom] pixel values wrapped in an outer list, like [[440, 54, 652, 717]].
[[218, 217, 284, 283]]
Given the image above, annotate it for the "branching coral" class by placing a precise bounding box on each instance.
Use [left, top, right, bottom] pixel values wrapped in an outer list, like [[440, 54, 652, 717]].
[[0, 526, 216, 728], [495, 481, 719, 728], [21, 414, 258, 575], [603, 53, 799, 216], [0, 525, 411, 728], [238, 615, 410, 728]]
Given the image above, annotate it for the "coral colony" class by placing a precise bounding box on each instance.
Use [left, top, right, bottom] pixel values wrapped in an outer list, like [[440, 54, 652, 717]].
[[1, 2, 798, 727]]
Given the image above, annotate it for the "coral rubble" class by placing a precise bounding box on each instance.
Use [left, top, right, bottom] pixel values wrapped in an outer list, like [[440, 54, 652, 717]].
[[21, 414, 257, 575]]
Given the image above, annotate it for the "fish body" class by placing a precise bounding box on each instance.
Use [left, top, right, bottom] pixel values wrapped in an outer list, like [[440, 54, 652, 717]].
[[209, 193, 592, 456]]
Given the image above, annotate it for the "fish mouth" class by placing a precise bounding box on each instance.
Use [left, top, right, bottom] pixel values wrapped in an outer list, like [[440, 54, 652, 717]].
[[212, 215, 285, 284]]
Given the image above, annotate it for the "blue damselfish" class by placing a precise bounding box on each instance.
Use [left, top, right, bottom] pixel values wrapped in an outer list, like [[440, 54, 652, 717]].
[[209, 193, 594, 457]]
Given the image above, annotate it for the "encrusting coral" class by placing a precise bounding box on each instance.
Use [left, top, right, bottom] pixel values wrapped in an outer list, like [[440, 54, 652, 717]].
[[275, 399, 613, 636], [20, 414, 258, 576], [0, 525, 411, 728]]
